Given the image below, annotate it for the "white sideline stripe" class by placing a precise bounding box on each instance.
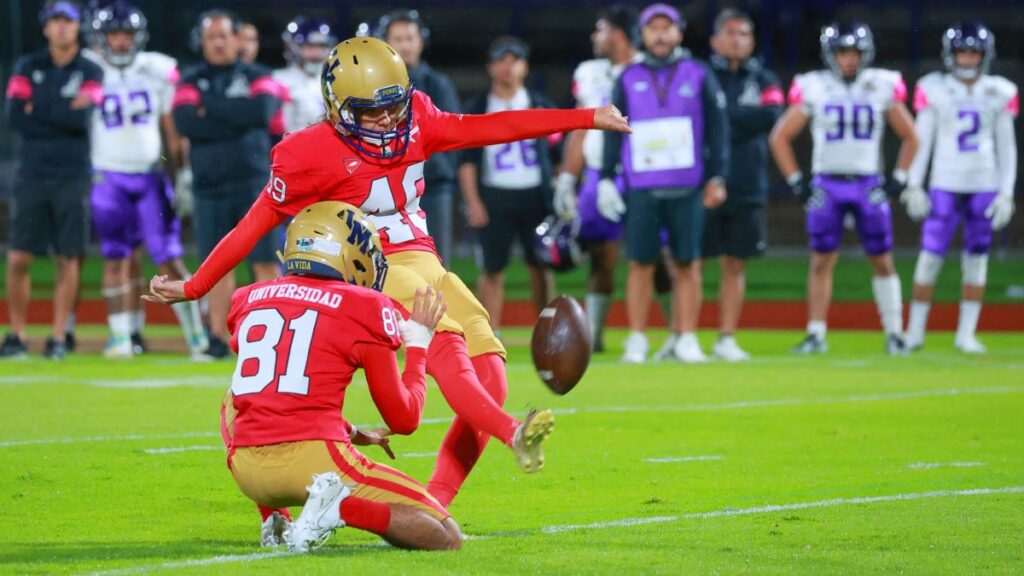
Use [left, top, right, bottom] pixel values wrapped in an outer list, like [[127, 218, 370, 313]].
[[77, 486, 1024, 575], [5, 385, 1019, 448], [0, 431, 219, 448], [645, 455, 725, 463], [908, 461, 985, 470], [142, 445, 222, 455], [401, 452, 437, 458]]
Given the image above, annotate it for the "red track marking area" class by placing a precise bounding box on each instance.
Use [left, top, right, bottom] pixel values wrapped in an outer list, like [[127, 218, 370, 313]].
[[5, 299, 1023, 330]]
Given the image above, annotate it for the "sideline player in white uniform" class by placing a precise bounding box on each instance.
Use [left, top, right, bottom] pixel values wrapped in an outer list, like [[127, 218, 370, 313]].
[[85, 3, 206, 358], [272, 16, 335, 135], [552, 5, 642, 353], [902, 22, 1017, 354], [770, 22, 919, 355]]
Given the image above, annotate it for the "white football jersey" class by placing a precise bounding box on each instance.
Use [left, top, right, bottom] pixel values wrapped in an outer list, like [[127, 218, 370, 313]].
[[272, 66, 326, 134], [789, 68, 906, 175], [481, 88, 543, 189], [86, 50, 177, 173], [913, 71, 1018, 193], [572, 55, 642, 170]]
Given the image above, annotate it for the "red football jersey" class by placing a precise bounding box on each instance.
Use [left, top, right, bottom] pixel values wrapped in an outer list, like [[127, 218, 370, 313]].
[[184, 92, 593, 299], [226, 275, 407, 447]]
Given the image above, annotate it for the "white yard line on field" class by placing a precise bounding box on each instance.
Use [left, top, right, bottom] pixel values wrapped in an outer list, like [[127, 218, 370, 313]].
[[645, 455, 725, 463], [77, 485, 1024, 576], [908, 461, 986, 470], [142, 445, 222, 455], [0, 431, 219, 448], [4, 385, 1020, 449]]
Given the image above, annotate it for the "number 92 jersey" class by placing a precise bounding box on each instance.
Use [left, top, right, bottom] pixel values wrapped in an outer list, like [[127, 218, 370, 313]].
[[913, 71, 1019, 193], [787, 68, 907, 176], [84, 50, 178, 173]]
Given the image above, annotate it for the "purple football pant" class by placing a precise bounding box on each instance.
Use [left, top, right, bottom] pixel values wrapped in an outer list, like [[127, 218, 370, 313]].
[[90, 170, 184, 264], [578, 168, 624, 243], [920, 189, 997, 257], [807, 174, 893, 256]]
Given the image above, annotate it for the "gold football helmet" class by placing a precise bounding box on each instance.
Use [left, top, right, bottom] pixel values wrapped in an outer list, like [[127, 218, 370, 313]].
[[280, 201, 388, 291], [320, 37, 414, 158]]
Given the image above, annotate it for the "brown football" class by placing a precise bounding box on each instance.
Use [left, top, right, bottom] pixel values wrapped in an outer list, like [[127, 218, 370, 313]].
[[530, 295, 592, 395]]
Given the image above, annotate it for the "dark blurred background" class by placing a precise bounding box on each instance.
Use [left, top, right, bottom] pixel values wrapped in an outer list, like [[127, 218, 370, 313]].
[[2, 0, 1023, 249]]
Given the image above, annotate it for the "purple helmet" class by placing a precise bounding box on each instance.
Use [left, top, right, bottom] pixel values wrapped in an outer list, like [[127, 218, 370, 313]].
[[534, 217, 582, 273], [90, 2, 147, 66], [283, 17, 337, 75], [943, 22, 995, 81], [820, 21, 874, 79]]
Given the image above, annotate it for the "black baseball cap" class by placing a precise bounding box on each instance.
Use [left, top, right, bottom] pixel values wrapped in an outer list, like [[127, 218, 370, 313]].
[[489, 35, 530, 61]]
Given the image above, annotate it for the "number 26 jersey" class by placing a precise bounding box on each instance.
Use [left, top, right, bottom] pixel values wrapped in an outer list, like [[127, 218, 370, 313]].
[[787, 68, 906, 176]]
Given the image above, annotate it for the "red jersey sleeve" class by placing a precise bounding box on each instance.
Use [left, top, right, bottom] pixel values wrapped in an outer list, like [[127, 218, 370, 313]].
[[182, 141, 318, 300], [415, 91, 595, 155]]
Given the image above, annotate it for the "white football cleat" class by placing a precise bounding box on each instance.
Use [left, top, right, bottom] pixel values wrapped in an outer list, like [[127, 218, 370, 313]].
[[955, 335, 987, 355], [288, 473, 350, 553], [260, 511, 292, 547], [673, 333, 707, 364], [622, 332, 649, 364], [103, 337, 134, 359], [712, 336, 750, 362], [652, 333, 679, 361]]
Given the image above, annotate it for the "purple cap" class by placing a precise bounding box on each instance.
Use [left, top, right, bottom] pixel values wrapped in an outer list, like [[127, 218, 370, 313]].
[[41, 0, 81, 22], [640, 3, 681, 27]]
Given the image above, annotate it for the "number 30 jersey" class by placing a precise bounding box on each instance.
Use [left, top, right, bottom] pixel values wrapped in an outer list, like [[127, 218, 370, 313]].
[[85, 50, 178, 173], [787, 68, 906, 176], [911, 71, 1018, 194], [226, 275, 405, 446]]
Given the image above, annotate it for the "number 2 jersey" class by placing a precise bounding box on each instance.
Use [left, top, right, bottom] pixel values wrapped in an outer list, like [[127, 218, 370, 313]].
[[787, 68, 907, 176], [226, 275, 423, 447], [909, 71, 1018, 195], [184, 90, 594, 299], [84, 50, 178, 173]]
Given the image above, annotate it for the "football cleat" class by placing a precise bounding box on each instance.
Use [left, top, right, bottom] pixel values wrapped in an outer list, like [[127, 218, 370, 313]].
[[289, 473, 350, 553], [622, 332, 649, 364], [512, 409, 555, 474], [103, 337, 134, 359], [44, 337, 67, 361], [0, 334, 28, 359], [131, 332, 149, 355], [200, 336, 231, 361], [955, 335, 987, 355], [64, 331, 77, 353], [674, 334, 708, 364], [884, 333, 909, 356], [792, 334, 828, 355], [260, 510, 293, 548], [713, 336, 751, 362], [652, 334, 679, 362]]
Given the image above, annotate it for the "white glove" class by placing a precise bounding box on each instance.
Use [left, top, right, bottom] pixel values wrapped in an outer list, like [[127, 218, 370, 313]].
[[900, 186, 931, 221], [172, 168, 194, 218], [552, 172, 579, 220], [398, 318, 434, 350], [985, 194, 1015, 231], [596, 178, 626, 222]]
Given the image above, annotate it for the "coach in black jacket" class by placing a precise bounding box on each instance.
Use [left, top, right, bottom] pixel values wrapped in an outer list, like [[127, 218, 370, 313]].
[[703, 9, 784, 361], [381, 10, 461, 266], [2, 0, 103, 360], [459, 36, 560, 332], [171, 10, 282, 358]]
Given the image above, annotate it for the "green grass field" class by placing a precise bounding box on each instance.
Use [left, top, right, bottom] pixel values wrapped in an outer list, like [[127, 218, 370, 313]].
[[5, 253, 1024, 303], [2, 329, 1022, 575]]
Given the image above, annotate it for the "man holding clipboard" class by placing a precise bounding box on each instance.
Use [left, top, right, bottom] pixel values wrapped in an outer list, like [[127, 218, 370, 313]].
[[599, 3, 729, 364]]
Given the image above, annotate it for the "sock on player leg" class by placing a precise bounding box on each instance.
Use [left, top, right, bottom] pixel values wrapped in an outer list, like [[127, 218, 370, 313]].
[[906, 301, 931, 346], [257, 505, 292, 522], [585, 293, 610, 348], [426, 333, 519, 445], [65, 312, 77, 336], [107, 312, 132, 342], [956, 300, 982, 343], [807, 320, 827, 340], [871, 275, 904, 335], [172, 300, 207, 352], [427, 353, 509, 507], [132, 309, 145, 335], [340, 497, 391, 535]]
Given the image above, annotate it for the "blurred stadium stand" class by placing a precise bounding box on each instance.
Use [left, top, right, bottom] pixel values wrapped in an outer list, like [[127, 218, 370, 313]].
[[2, 0, 1022, 251]]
